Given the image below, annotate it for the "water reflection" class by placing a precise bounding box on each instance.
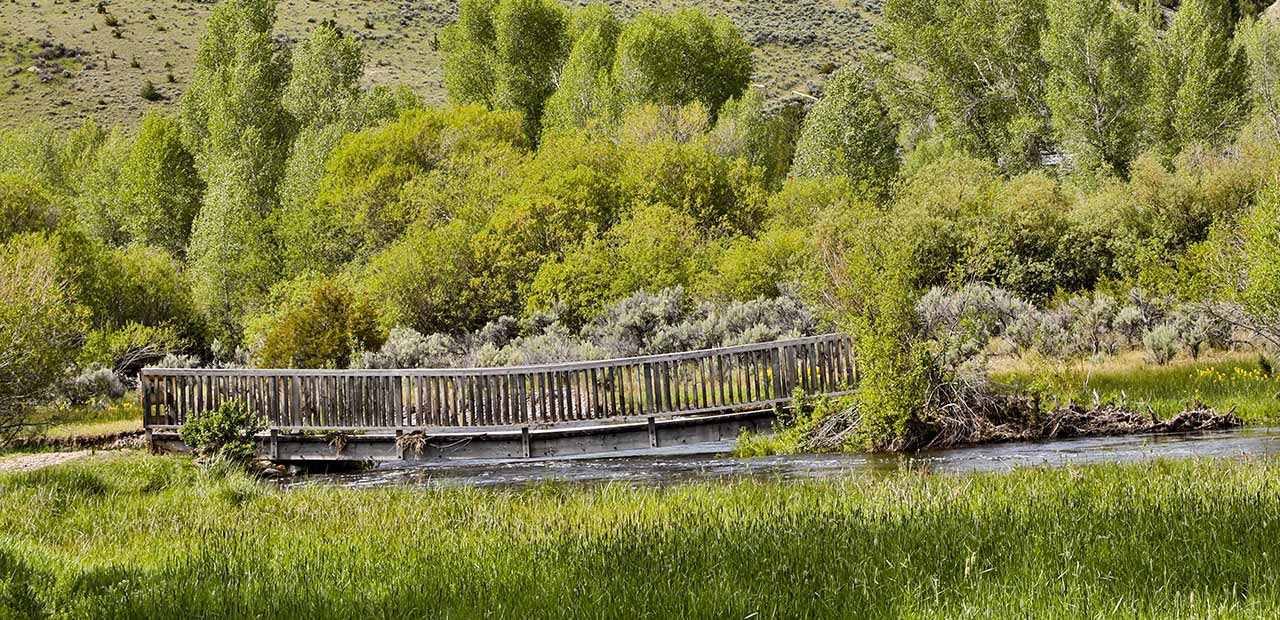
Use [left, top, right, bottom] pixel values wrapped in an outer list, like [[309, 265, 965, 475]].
[[286, 426, 1280, 490]]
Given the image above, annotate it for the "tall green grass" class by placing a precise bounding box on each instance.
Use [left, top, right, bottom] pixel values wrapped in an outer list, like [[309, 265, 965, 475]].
[[2, 397, 142, 455], [3, 453, 1280, 617], [995, 353, 1280, 423]]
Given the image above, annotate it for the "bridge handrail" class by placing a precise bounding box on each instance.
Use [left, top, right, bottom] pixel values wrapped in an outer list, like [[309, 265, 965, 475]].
[[141, 333, 857, 430], [140, 333, 846, 378]]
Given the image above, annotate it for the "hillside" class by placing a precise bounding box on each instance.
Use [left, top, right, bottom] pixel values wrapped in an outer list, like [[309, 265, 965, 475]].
[[0, 0, 880, 130]]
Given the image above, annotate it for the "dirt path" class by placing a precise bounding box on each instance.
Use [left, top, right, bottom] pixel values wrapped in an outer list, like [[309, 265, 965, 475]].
[[0, 450, 92, 473]]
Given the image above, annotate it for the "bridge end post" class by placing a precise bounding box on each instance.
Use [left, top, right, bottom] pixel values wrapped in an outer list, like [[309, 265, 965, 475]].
[[521, 426, 531, 458], [647, 416, 657, 449]]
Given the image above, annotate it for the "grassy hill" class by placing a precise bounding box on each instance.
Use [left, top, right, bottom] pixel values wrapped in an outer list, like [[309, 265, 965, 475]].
[[0, 0, 881, 131]]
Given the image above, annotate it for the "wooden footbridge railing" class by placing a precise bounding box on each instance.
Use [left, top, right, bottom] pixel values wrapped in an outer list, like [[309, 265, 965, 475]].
[[141, 334, 856, 432]]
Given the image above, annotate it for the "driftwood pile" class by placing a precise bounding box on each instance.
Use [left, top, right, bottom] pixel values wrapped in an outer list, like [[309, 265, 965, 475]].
[[802, 378, 1244, 453]]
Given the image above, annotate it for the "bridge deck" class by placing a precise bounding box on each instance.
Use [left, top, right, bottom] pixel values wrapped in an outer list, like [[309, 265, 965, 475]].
[[141, 334, 856, 461]]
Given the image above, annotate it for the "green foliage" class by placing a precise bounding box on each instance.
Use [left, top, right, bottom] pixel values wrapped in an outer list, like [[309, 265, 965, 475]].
[[617, 101, 711, 144], [186, 166, 278, 343], [791, 62, 898, 192], [177, 399, 265, 462], [1109, 151, 1258, 289], [968, 172, 1090, 300], [71, 127, 133, 246], [820, 200, 931, 450], [493, 0, 570, 139], [115, 112, 204, 256], [248, 277, 383, 369], [541, 4, 622, 131], [1238, 183, 1280, 344], [0, 122, 95, 194], [1043, 0, 1147, 175], [891, 154, 1001, 288], [441, 0, 570, 139], [734, 390, 852, 456], [276, 94, 420, 275], [1238, 16, 1280, 143], [180, 0, 292, 188], [704, 225, 812, 302], [360, 220, 482, 334], [1147, 0, 1250, 156], [42, 229, 201, 346], [0, 173, 59, 242], [881, 0, 1051, 171], [528, 203, 712, 326], [612, 9, 754, 119], [0, 234, 89, 438], [708, 91, 802, 189], [282, 106, 527, 274], [282, 21, 363, 129], [79, 321, 188, 376], [439, 0, 500, 108], [617, 132, 769, 236], [181, 0, 294, 343]]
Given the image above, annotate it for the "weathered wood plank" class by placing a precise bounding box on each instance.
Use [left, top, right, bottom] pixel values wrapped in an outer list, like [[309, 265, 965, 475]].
[[143, 335, 856, 431]]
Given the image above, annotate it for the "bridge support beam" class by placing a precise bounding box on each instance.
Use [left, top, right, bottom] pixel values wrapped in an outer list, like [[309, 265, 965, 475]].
[[149, 409, 777, 463]]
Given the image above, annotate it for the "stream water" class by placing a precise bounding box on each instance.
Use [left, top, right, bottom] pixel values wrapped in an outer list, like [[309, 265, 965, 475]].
[[287, 426, 1280, 490]]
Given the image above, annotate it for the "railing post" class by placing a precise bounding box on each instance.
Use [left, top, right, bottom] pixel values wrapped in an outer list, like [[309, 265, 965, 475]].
[[139, 371, 150, 428], [773, 346, 785, 400], [642, 363, 654, 415]]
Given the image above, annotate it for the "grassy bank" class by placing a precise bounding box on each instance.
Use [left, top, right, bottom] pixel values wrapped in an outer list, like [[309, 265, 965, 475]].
[[33, 398, 142, 440], [994, 351, 1280, 424], [2, 453, 1280, 617], [1, 398, 143, 457]]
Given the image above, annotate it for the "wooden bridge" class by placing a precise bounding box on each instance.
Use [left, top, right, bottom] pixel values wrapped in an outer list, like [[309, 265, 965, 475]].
[[142, 334, 856, 462]]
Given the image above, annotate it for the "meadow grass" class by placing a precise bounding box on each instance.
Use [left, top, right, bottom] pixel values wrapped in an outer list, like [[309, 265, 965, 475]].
[[2, 452, 1280, 618], [993, 350, 1280, 423], [23, 398, 140, 439], [0, 399, 142, 457]]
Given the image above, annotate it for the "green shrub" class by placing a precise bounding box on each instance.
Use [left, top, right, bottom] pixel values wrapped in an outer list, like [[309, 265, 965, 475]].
[[0, 173, 59, 242], [290, 106, 527, 271], [819, 200, 932, 450], [735, 389, 853, 456], [248, 277, 383, 369], [528, 203, 711, 326], [791, 62, 898, 193], [140, 80, 161, 101], [178, 399, 265, 462], [115, 112, 204, 256], [616, 133, 769, 236], [78, 322, 188, 377], [612, 8, 753, 118], [0, 234, 89, 440], [1238, 183, 1280, 347], [1142, 323, 1180, 365], [702, 224, 811, 302], [360, 220, 484, 334]]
